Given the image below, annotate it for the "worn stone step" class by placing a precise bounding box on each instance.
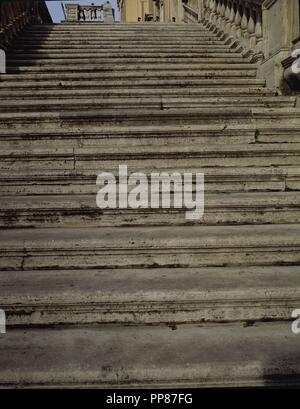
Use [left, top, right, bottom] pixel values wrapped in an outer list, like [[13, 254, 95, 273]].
[[19, 22, 216, 29], [0, 107, 257, 129], [4, 69, 258, 80], [258, 125, 300, 143], [0, 87, 274, 99], [1, 192, 299, 228], [0, 123, 257, 148], [7, 51, 245, 59], [0, 123, 257, 145], [28, 23, 207, 30], [0, 143, 299, 171], [23, 24, 213, 31], [0, 107, 295, 129], [13, 37, 228, 44], [0, 78, 267, 90], [10, 44, 233, 52], [1, 265, 300, 325], [7, 65, 258, 76], [252, 108, 300, 129], [0, 322, 299, 387], [17, 37, 218, 43], [19, 32, 217, 39], [0, 122, 298, 147], [1, 166, 293, 195], [7, 57, 250, 66], [0, 96, 293, 111], [0, 224, 299, 270], [25, 27, 212, 32]]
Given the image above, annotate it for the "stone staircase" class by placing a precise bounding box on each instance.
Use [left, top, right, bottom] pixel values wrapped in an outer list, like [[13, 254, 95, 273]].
[[0, 22, 300, 388]]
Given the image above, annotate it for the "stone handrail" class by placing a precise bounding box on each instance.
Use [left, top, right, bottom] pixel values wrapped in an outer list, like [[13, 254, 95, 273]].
[[65, 2, 115, 23], [182, 0, 300, 92], [200, 0, 263, 62], [183, 3, 200, 23], [0, 0, 52, 48]]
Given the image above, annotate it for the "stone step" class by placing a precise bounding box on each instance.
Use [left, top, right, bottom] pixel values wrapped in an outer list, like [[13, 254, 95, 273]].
[[19, 32, 218, 38], [24, 33, 210, 40], [1, 107, 300, 130], [0, 123, 258, 148], [1, 166, 294, 195], [25, 27, 212, 31], [0, 96, 293, 111], [1, 123, 298, 147], [13, 36, 227, 42], [0, 87, 274, 99], [1, 143, 299, 171], [25, 26, 210, 32], [0, 78, 267, 90], [2, 123, 298, 144], [12, 42, 229, 51], [0, 107, 256, 129], [1, 266, 300, 325], [8, 51, 245, 58], [10, 44, 234, 51], [5, 68, 258, 77], [7, 57, 250, 65], [0, 224, 299, 270], [23, 24, 212, 30], [1, 192, 299, 228], [1, 322, 298, 387], [29, 23, 207, 30], [7, 64, 258, 75]]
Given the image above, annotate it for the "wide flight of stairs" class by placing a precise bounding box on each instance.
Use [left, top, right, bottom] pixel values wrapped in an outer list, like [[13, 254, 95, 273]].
[[1, 22, 300, 388]]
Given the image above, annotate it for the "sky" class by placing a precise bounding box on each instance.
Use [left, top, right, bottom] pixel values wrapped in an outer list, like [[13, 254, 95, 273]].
[[46, 0, 120, 23]]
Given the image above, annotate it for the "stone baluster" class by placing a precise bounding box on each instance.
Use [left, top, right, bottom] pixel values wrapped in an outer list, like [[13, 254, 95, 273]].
[[248, 8, 256, 51], [215, 1, 222, 29], [219, 1, 226, 32], [205, 0, 210, 23], [235, 4, 242, 39], [254, 9, 263, 57], [202, 0, 206, 19], [224, 1, 232, 35], [211, 0, 218, 25], [229, 2, 237, 38], [240, 5, 249, 49], [199, 0, 264, 62], [208, 0, 213, 23]]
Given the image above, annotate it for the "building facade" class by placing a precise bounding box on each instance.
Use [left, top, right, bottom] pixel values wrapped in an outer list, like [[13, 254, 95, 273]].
[[118, 0, 184, 23]]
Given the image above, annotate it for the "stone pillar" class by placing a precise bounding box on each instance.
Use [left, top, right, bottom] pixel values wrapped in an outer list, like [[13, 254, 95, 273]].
[[65, 4, 79, 21], [103, 1, 115, 22]]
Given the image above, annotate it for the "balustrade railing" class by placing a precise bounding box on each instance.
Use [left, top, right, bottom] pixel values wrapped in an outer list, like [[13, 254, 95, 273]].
[[65, 2, 115, 23], [78, 5, 104, 21], [0, 1, 52, 48], [183, 2, 199, 23], [202, 0, 263, 61]]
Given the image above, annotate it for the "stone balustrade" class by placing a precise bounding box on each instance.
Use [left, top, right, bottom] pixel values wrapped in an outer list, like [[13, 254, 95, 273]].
[[0, 1, 52, 48], [65, 2, 115, 23], [181, 0, 300, 92], [182, 2, 200, 23], [201, 0, 263, 62]]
